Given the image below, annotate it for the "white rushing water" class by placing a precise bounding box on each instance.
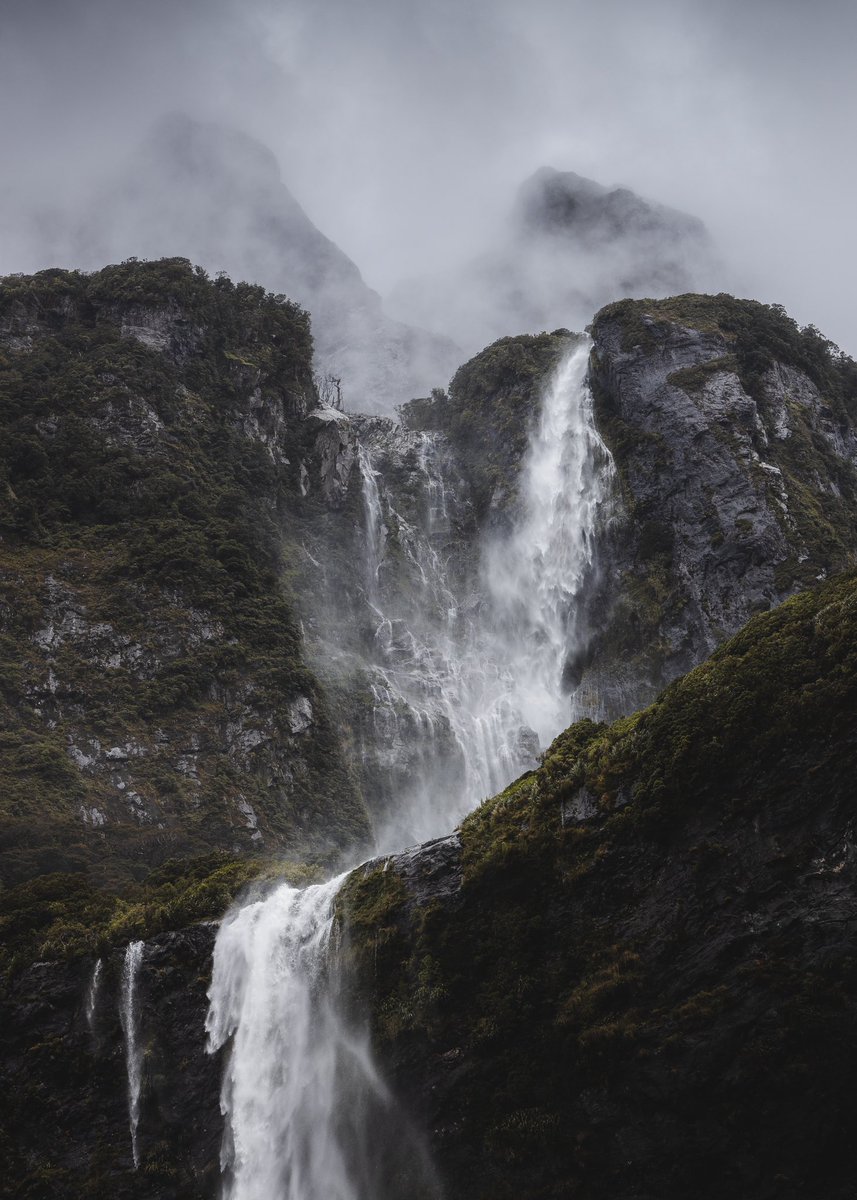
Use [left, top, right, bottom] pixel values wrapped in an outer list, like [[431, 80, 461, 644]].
[[85, 957, 103, 1032], [119, 940, 145, 1169], [206, 340, 615, 1198], [484, 340, 616, 744], [207, 875, 416, 1200], [359, 337, 615, 846]]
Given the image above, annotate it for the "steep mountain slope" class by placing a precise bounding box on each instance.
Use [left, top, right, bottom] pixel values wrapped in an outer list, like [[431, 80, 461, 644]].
[[12, 115, 461, 411], [3, 264, 854, 891], [1, 259, 856, 1198], [584, 294, 857, 712], [341, 569, 857, 1200], [3, 570, 855, 1199], [389, 168, 717, 355], [0, 262, 589, 896], [0, 258, 370, 887]]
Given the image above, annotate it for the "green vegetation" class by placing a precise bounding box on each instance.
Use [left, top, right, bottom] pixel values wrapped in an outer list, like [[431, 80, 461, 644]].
[[400, 330, 577, 521], [340, 571, 857, 1198], [0, 258, 368, 890], [0, 852, 324, 978]]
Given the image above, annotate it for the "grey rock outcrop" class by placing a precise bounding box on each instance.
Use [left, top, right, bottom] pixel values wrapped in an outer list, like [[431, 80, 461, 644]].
[[583, 297, 857, 712]]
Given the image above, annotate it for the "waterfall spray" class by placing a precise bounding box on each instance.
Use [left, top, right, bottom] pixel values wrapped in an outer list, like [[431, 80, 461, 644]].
[[119, 940, 145, 1169], [357, 338, 615, 847], [207, 339, 616, 1197]]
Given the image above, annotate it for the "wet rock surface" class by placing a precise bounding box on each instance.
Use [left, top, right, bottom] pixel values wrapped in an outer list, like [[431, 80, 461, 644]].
[[340, 572, 857, 1200], [584, 297, 857, 713], [0, 924, 221, 1199]]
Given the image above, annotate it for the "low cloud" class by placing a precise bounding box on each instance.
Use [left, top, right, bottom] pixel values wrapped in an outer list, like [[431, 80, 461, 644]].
[[1, 0, 854, 358]]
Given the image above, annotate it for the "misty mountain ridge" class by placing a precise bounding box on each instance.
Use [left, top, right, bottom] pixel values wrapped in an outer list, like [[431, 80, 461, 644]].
[[388, 164, 719, 354], [7, 113, 461, 413], [5, 115, 719, 411], [514, 165, 708, 243]]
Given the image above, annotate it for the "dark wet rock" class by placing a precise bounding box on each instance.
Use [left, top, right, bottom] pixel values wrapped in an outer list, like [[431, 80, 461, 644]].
[[0, 924, 220, 1199], [584, 295, 857, 714], [339, 571, 857, 1200]]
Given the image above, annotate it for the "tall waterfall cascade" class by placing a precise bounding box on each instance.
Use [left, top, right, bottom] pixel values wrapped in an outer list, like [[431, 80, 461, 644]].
[[207, 877, 357, 1200], [356, 337, 616, 847], [206, 340, 615, 1197], [120, 940, 145, 1169], [484, 341, 617, 746]]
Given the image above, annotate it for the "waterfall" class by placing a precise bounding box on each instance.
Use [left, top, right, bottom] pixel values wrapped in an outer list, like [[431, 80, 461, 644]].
[[206, 339, 615, 1197], [207, 876, 435, 1200], [85, 957, 102, 1032], [357, 338, 615, 847], [358, 444, 386, 604], [119, 940, 145, 1169], [485, 339, 616, 742]]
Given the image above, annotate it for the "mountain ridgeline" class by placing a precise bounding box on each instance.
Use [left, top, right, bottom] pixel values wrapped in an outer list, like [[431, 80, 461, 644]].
[[13, 117, 718, 412], [389, 166, 717, 356], [10, 114, 462, 413], [1, 257, 856, 1198]]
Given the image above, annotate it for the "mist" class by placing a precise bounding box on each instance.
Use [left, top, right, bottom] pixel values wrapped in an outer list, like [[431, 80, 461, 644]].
[[1, 0, 854, 379]]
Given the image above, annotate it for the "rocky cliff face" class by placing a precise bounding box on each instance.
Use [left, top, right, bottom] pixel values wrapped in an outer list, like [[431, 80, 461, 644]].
[[0, 258, 370, 888], [339, 570, 857, 1200], [0, 922, 222, 1199], [0, 264, 580, 897], [583, 294, 857, 713]]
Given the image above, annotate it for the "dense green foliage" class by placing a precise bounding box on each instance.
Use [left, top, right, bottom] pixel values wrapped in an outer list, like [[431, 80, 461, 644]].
[[401, 330, 576, 521], [341, 571, 857, 1199], [0, 258, 367, 889]]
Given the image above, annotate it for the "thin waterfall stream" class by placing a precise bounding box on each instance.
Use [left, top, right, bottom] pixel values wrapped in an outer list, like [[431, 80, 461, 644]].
[[86, 957, 103, 1033], [205, 340, 616, 1198], [120, 940, 145, 1169]]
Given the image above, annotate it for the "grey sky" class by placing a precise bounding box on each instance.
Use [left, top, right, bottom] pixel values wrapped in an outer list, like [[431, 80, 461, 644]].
[[1, 0, 854, 352]]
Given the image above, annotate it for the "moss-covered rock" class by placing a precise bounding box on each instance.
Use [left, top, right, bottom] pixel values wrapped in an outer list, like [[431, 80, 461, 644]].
[[339, 570, 857, 1200], [0, 258, 370, 888]]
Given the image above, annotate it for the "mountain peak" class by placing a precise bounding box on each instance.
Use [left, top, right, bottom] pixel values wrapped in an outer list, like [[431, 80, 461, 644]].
[[513, 166, 707, 244], [142, 113, 284, 191]]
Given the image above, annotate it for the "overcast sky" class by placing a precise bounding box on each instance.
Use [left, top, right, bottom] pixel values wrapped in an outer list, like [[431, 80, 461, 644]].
[[1, 0, 855, 352]]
